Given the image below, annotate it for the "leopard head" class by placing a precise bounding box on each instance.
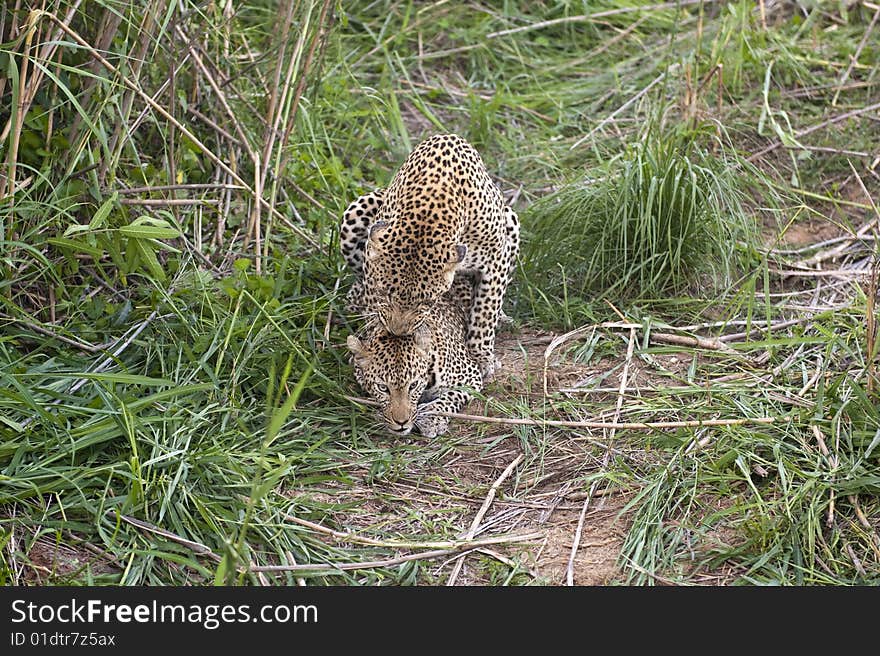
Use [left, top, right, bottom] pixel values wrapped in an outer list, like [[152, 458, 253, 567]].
[[363, 221, 466, 336], [347, 326, 434, 435]]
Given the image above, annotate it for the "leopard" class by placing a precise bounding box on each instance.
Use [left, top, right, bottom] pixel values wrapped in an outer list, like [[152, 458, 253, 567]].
[[346, 294, 482, 439], [339, 133, 520, 380], [340, 197, 485, 438]]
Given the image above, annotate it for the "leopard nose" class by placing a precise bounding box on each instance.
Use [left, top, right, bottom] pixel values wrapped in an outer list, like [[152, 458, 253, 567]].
[[388, 418, 413, 434], [388, 404, 414, 432], [390, 407, 411, 426]]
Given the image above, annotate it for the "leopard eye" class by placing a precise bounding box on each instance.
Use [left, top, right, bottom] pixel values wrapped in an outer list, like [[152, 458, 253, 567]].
[[377, 383, 389, 394], [409, 380, 420, 392]]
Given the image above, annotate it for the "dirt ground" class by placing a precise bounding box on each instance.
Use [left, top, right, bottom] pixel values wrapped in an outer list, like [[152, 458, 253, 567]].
[[331, 327, 657, 586], [442, 330, 633, 585]]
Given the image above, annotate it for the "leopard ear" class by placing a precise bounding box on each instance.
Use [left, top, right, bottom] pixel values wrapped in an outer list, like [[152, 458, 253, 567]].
[[347, 334, 371, 364], [365, 221, 388, 262], [442, 244, 467, 285], [412, 325, 432, 358]]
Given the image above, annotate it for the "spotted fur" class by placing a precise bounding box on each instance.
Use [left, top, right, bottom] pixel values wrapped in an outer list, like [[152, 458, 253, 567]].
[[340, 133, 520, 380], [347, 296, 482, 438], [343, 240, 480, 438]]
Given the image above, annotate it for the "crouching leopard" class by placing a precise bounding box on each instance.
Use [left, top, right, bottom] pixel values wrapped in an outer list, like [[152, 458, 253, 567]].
[[346, 291, 482, 439], [340, 133, 520, 380]]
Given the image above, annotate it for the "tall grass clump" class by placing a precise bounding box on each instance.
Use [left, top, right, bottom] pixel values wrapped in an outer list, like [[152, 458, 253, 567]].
[[519, 127, 763, 323]]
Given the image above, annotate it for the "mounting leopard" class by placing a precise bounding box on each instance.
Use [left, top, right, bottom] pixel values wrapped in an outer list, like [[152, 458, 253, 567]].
[[339, 133, 520, 380]]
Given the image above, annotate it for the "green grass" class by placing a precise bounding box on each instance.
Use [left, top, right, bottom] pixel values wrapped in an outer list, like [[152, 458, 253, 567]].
[[1, 1, 879, 586], [520, 128, 764, 321]]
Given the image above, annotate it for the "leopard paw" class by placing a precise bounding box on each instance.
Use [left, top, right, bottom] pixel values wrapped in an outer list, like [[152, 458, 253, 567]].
[[414, 412, 449, 438]]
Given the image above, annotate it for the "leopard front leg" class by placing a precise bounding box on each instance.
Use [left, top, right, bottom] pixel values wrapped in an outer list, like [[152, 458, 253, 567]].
[[339, 189, 384, 275], [415, 345, 482, 438], [414, 388, 472, 438]]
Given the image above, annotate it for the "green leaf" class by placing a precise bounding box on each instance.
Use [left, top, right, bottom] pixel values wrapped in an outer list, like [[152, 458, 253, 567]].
[[266, 362, 314, 442], [119, 224, 180, 240], [62, 224, 94, 237], [90, 191, 119, 229], [47, 237, 104, 258], [51, 372, 176, 386], [0, 415, 24, 432], [133, 237, 167, 281]]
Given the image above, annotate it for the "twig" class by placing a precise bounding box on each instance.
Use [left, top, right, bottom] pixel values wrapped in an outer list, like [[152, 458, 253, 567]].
[[797, 359, 824, 398], [848, 495, 880, 561], [285, 551, 307, 586], [68, 310, 159, 394], [474, 548, 541, 580], [570, 72, 666, 149], [564, 487, 621, 501], [845, 541, 867, 578], [43, 13, 319, 249], [7, 318, 115, 353], [543, 324, 597, 397], [345, 395, 777, 430], [782, 80, 875, 99], [769, 267, 873, 279], [718, 317, 811, 343], [446, 454, 524, 586], [567, 326, 635, 585], [748, 102, 880, 162], [848, 160, 880, 396], [175, 24, 258, 165], [439, 410, 776, 431], [249, 532, 543, 573], [113, 511, 541, 576], [1, 1, 83, 146], [118, 198, 220, 206], [258, 0, 296, 196], [831, 6, 879, 106], [558, 383, 757, 395], [285, 514, 534, 551], [250, 549, 474, 573], [275, 0, 334, 200], [100, 0, 164, 184], [116, 183, 246, 194], [783, 145, 871, 158], [486, 0, 718, 39], [676, 318, 791, 331], [115, 511, 542, 576], [581, 15, 648, 62], [112, 512, 218, 558], [796, 241, 875, 267], [796, 209, 880, 270], [19, 311, 163, 429], [650, 331, 738, 353], [187, 106, 243, 146]]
